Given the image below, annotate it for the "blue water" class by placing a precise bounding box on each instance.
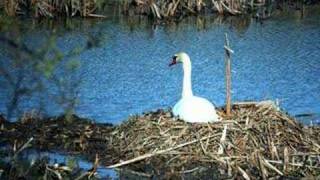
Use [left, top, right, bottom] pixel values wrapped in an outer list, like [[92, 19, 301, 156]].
[[0, 145, 117, 179], [25, 151, 118, 179], [0, 9, 320, 124]]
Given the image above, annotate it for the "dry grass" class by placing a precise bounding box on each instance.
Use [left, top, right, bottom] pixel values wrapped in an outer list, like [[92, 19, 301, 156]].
[[108, 101, 320, 178], [2, 0, 105, 18], [128, 0, 270, 18], [0, 100, 319, 178]]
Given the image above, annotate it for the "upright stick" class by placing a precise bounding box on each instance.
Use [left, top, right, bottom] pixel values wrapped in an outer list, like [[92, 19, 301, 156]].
[[224, 33, 233, 117]]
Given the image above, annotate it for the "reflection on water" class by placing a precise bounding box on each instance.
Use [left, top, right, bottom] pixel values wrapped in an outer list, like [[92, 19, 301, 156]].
[[0, 146, 118, 179], [25, 151, 118, 179], [0, 6, 320, 124]]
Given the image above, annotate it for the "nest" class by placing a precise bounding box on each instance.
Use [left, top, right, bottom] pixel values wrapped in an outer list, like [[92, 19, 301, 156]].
[[108, 101, 320, 178], [0, 101, 319, 178]]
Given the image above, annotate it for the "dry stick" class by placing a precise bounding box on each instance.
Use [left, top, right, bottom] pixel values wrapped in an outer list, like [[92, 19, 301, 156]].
[[224, 33, 233, 117], [13, 137, 34, 159], [212, 0, 223, 14], [169, 0, 180, 16], [283, 147, 289, 173], [88, 14, 107, 18], [263, 158, 284, 176], [218, 124, 228, 155], [197, 133, 207, 155], [115, 168, 152, 178], [257, 153, 268, 180], [233, 101, 261, 105], [181, 167, 200, 174], [221, 1, 241, 15], [150, 3, 161, 19], [237, 166, 251, 180], [181, 2, 196, 14], [106, 134, 217, 169], [266, 159, 320, 169], [46, 166, 62, 179]]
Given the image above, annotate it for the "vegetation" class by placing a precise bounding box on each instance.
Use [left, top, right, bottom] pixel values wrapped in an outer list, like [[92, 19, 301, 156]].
[[107, 101, 320, 178], [1, 0, 106, 17], [0, 0, 319, 19], [0, 102, 319, 178], [0, 1, 319, 179], [127, 0, 316, 19]]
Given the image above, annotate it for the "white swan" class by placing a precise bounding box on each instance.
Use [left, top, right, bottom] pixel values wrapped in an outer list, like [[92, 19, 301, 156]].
[[169, 52, 220, 123]]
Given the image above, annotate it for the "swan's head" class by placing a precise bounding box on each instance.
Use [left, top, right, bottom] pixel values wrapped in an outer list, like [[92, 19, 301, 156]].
[[169, 52, 190, 67]]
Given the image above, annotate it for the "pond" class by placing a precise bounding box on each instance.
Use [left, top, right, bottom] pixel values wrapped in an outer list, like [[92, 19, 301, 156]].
[[0, 6, 320, 125]]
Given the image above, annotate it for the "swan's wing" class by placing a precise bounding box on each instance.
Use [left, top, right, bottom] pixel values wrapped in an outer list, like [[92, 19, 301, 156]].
[[172, 99, 183, 116], [172, 96, 219, 122], [192, 96, 216, 109]]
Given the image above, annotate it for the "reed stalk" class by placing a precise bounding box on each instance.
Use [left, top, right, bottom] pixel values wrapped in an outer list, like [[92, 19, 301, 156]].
[[1, 0, 105, 18], [1, 101, 319, 178]]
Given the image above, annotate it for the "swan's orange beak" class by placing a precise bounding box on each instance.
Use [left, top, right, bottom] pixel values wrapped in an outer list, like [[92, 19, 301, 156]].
[[169, 57, 177, 67]]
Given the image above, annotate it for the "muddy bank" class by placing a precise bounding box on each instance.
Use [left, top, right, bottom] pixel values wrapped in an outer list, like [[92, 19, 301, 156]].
[[0, 101, 320, 179]]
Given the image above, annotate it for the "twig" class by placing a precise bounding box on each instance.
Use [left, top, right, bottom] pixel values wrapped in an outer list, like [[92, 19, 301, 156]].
[[181, 167, 200, 174], [46, 166, 62, 180], [221, 1, 241, 15], [257, 153, 268, 180], [88, 14, 107, 18], [283, 147, 289, 173], [263, 158, 283, 176], [106, 134, 217, 169], [237, 166, 250, 180], [115, 168, 152, 178], [13, 137, 34, 159], [266, 159, 320, 169], [218, 124, 228, 155]]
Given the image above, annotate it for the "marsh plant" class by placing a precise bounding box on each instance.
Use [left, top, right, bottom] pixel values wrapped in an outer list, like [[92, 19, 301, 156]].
[[0, 0, 314, 19], [1, 0, 107, 17], [126, 0, 277, 18]]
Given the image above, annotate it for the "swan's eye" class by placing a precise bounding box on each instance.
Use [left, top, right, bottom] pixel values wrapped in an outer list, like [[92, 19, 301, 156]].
[[169, 55, 178, 66], [173, 55, 179, 62]]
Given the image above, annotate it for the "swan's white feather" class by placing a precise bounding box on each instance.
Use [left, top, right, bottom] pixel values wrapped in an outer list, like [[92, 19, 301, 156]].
[[173, 96, 219, 123]]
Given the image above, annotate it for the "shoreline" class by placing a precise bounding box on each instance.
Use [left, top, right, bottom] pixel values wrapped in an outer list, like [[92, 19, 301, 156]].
[[1, 0, 319, 20]]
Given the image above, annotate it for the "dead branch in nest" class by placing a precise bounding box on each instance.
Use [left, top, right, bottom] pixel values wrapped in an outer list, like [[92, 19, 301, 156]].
[[107, 134, 218, 168], [107, 100, 320, 178], [1, 100, 319, 178]]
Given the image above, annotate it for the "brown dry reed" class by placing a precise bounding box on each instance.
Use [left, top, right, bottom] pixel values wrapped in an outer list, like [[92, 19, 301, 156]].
[[0, 100, 319, 178], [108, 100, 320, 178], [2, 0, 105, 17], [128, 0, 269, 19]]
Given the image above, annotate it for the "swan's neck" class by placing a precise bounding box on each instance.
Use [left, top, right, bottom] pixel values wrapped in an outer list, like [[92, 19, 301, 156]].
[[182, 58, 193, 98]]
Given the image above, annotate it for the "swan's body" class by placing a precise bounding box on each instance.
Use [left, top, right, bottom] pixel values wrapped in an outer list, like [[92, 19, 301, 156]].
[[169, 52, 219, 123], [172, 96, 219, 123]]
